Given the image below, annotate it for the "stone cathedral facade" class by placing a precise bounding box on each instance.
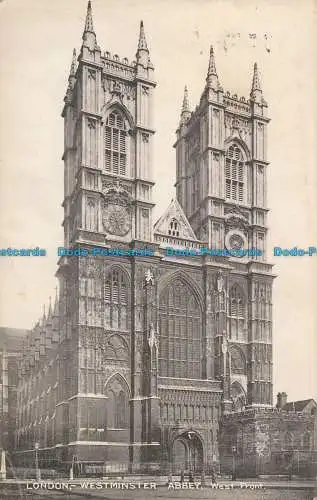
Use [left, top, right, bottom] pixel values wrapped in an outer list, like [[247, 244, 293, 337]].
[[14, 2, 277, 475]]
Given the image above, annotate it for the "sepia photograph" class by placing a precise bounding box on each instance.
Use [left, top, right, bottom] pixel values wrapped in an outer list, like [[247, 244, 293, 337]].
[[0, 0, 316, 498]]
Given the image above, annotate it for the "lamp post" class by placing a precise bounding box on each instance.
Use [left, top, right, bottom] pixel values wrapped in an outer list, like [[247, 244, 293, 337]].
[[188, 431, 194, 481], [232, 445, 237, 480], [35, 442, 41, 481]]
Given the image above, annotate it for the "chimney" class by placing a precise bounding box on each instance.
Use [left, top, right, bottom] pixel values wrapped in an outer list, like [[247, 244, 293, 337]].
[[276, 392, 287, 409]]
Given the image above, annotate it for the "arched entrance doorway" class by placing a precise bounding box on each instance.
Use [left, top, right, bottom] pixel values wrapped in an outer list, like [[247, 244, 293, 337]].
[[171, 431, 203, 474]]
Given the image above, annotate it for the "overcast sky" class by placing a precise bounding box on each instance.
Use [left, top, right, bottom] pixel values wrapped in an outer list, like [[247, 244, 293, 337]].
[[0, 0, 316, 402]]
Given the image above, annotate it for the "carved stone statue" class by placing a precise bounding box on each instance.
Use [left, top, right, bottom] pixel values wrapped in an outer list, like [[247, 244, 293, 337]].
[[216, 271, 224, 293], [144, 269, 154, 286], [148, 322, 158, 350]]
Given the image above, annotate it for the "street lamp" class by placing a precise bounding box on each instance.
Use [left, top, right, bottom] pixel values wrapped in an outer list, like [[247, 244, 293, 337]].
[[232, 445, 237, 480], [188, 431, 194, 480], [34, 442, 41, 481]]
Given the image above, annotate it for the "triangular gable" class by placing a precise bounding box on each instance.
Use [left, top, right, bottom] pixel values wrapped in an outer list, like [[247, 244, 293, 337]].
[[154, 198, 197, 240]]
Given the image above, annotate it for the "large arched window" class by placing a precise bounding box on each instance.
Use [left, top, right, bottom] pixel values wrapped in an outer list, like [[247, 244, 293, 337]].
[[225, 144, 245, 203], [105, 376, 129, 429], [159, 279, 202, 379], [229, 285, 246, 341], [104, 268, 128, 330], [230, 346, 247, 375], [104, 111, 127, 175]]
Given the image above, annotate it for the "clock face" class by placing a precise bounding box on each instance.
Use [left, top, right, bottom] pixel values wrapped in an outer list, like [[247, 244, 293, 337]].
[[102, 205, 131, 236], [229, 234, 244, 251], [225, 230, 246, 256]]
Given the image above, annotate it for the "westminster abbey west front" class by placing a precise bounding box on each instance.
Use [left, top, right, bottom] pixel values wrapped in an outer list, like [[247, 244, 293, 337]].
[[14, 2, 277, 476]]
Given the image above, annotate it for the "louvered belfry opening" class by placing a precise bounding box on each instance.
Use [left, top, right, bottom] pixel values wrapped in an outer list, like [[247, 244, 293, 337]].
[[225, 144, 244, 203], [104, 111, 127, 176]]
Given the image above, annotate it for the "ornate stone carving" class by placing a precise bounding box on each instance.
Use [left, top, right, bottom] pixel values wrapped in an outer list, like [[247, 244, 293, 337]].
[[88, 69, 96, 80], [101, 180, 133, 236], [144, 269, 154, 287]]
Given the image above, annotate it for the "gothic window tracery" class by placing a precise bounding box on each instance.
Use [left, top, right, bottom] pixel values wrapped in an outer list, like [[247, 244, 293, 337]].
[[229, 285, 246, 341], [168, 218, 180, 237], [230, 346, 247, 374], [159, 279, 202, 379], [105, 377, 129, 429], [104, 111, 127, 176], [104, 268, 128, 330], [225, 144, 246, 204]]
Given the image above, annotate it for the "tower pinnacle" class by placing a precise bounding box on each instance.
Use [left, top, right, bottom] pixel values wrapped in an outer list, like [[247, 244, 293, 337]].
[[138, 20, 149, 52], [70, 48, 77, 77], [250, 62, 263, 102], [251, 63, 261, 92], [84, 0, 94, 34], [81, 0, 99, 52], [206, 45, 219, 90], [136, 20, 153, 74], [180, 85, 191, 124]]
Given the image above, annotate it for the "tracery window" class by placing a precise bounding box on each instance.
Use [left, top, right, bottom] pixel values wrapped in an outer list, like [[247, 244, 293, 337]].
[[230, 346, 247, 374], [159, 279, 202, 378], [229, 285, 246, 341], [225, 144, 245, 203], [104, 111, 127, 175], [105, 377, 129, 429], [104, 268, 128, 330], [168, 218, 179, 237]]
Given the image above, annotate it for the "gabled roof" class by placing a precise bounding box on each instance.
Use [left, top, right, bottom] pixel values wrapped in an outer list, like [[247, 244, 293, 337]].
[[282, 399, 316, 412], [154, 198, 197, 240]]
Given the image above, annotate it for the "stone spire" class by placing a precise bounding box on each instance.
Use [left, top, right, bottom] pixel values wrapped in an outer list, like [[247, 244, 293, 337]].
[[138, 20, 149, 52], [250, 62, 262, 102], [53, 286, 59, 317], [47, 296, 52, 321], [84, 0, 94, 35], [82, 0, 99, 52], [182, 85, 189, 113], [136, 20, 153, 75], [64, 49, 77, 104], [70, 48, 77, 77], [180, 85, 191, 124], [206, 45, 219, 89]]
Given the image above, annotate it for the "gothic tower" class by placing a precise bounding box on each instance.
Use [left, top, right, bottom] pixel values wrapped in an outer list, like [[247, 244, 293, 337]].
[[56, 1, 159, 469], [174, 47, 274, 410]]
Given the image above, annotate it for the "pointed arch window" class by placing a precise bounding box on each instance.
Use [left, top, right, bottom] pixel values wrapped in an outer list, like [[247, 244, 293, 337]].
[[104, 268, 128, 330], [159, 279, 202, 379], [225, 144, 246, 203], [105, 378, 129, 429], [104, 111, 127, 176], [229, 285, 246, 341], [168, 218, 180, 237]]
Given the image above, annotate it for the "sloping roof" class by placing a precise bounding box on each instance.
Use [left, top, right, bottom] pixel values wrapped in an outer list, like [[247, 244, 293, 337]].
[[0, 327, 28, 352], [154, 198, 197, 240], [282, 399, 316, 412]]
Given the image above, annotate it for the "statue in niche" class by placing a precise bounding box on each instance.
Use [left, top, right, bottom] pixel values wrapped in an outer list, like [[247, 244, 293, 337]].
[[216, 271, 224, 293], [148, 322, 158, 351], [144, 269, 154, 287]]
